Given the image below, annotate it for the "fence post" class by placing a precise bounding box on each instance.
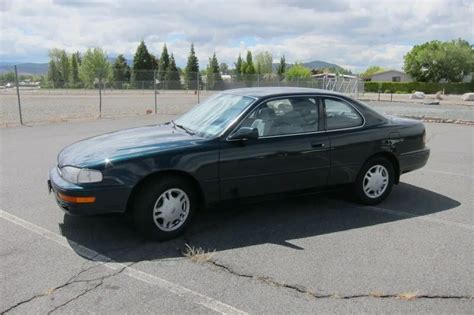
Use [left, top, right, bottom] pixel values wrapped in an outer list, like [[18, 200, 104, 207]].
[[14, 65, 23, 125], [98, 77, 102, 117], [154, 70, 157, 114], [197, 72, 200, 104]]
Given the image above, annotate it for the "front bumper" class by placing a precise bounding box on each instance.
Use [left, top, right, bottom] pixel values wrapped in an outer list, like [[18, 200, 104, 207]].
[[48, 167, 129, 216], [399, 147, 430, 173]]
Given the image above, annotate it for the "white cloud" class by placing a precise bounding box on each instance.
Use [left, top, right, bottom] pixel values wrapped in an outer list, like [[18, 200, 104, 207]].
[[1, 0, 472, 72]]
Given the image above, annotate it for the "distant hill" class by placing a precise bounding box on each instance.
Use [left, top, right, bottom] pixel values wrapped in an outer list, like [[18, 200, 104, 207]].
[[0, 58, 132, 75], [0, 62, 48, 75], [302, 60, 343, 70], [272, 60, 345, 72]]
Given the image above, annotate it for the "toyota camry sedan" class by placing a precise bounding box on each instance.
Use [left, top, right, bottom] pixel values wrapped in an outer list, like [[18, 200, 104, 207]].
[[48, 87, 430, 240]]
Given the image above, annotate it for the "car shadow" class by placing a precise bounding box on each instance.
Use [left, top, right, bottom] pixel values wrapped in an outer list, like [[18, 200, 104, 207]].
[[59, 182, 460, 263]]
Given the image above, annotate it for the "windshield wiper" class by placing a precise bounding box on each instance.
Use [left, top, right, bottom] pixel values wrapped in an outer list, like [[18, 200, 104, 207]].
[[170, 120, 195, 135]]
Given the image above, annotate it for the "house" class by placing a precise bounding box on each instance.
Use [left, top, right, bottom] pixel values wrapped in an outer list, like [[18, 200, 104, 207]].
[[364, 70, 413, 82]]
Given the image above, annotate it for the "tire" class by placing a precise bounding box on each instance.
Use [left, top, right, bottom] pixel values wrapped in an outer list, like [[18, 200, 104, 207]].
[[132, 176, 197, 241], [353, 157, 394, 205]]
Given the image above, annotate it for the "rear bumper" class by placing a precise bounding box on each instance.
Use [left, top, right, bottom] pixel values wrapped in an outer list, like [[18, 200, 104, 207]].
[[399, 147, 430, 173], [48, 167, 129, 216]]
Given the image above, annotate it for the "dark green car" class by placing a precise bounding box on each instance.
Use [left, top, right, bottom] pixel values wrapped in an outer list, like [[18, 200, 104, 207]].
[[49, 87, 430, 240]]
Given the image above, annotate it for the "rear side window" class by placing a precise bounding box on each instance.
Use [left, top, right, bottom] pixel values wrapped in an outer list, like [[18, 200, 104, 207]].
[[323, 98, 363, 130]]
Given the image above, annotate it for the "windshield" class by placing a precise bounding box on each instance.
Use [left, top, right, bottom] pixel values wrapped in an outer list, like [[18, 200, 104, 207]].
[[174, 93, 255, 137]]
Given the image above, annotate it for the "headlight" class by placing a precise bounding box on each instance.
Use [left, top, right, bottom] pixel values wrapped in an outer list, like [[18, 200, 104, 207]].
[[60, 166, 103, 184]]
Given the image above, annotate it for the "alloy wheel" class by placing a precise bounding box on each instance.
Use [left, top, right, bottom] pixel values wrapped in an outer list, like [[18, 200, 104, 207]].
[[152, 188, 190, 231]]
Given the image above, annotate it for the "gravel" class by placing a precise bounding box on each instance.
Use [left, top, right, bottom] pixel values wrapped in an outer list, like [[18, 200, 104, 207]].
[[1, 89, 473, 127]]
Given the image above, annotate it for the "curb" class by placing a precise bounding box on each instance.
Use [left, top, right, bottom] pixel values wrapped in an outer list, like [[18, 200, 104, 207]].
[[401, 116, 474, 125]]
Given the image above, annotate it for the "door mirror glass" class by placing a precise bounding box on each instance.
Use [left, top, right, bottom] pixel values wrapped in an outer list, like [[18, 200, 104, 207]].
[[229, 127, 259, 140]]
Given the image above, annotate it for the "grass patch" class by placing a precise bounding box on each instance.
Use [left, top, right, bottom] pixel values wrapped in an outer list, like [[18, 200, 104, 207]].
[[397, 291, 418, 300], [182, 244, 215, 263]]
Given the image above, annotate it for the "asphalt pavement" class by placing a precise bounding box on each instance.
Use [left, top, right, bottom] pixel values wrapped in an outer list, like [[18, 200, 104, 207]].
[[0, 116, 473, 314]]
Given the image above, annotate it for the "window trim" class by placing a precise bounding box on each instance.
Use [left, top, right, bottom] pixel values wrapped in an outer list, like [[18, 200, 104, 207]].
[[322, 96, 366, 132]]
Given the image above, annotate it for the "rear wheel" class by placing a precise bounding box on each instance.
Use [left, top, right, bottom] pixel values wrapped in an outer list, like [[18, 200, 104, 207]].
[[133, 176, 197, 241], [354, 157, 394, 205]]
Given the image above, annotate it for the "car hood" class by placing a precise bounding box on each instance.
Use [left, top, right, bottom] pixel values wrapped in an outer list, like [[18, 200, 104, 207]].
[[58, 124, 201, 168]]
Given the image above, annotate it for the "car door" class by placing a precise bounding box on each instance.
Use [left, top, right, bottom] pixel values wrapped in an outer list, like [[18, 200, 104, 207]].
[[322, 96, 371, 185], [219, 96, 330, 200]]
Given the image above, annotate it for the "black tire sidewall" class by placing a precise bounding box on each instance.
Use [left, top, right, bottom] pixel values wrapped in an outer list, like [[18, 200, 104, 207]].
[[133, 176, 197, 241], [354, 157, 394, 205]]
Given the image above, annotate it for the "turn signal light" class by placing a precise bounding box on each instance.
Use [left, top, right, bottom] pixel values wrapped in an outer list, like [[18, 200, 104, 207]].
[[58, 192, 96, 204]]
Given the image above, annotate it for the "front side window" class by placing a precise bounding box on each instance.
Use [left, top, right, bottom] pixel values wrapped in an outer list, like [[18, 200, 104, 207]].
[[175, 93, 255, 137], [324, 98, 363, 130], [239, 97, 319, 137]]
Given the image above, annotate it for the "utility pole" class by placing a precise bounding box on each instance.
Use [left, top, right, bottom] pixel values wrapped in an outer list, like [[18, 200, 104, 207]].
[[14, 65, 23, 125], [154, 70, 157, 114]]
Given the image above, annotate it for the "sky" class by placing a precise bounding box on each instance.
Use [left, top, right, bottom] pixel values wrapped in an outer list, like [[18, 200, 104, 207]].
[[1, 0, 472, 72]]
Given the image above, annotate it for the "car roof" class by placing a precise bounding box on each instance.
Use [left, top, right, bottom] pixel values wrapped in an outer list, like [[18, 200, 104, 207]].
[[220, 87, 347, 99]]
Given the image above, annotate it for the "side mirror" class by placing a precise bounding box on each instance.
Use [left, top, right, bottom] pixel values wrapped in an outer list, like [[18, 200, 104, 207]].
[[229, 127, 259, 140]]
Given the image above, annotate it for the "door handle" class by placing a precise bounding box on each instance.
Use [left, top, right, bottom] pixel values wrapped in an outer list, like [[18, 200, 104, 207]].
[[311, 142, 325, 148]]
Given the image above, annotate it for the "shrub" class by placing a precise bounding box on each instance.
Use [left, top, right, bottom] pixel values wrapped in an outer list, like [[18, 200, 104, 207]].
[[364, 81, 474, 94]]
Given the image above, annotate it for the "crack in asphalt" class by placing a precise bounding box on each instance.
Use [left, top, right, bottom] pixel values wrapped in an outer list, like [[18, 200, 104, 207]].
[[179, 246, 473, 301], [46, 282, 104, 315], [1, 260, 136, 314], [45, 262, 135, 315]]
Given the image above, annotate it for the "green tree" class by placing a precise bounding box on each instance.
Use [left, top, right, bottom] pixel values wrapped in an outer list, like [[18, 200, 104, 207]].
[[360, 66, 384, 79], [70, 52, 81, 86], [277, 55, 286, 76], [242, 51, 255, 74], [158, 44, 170, 82], [285, 63, 311, 81], [241, 51, 256, 86], [79, 48, 112, 88], [234, 54, 243, 80], [47, 48, 70, 87], [59, 50, 70, 84], [206, 53, 224, 90], [150, 53, 159, 71], [112, 54, 131, 87], [132, 40, 155, 86], [0, 72, 16, 85], [185, 43, 200, 90], [219, 62, 229, 75], [47, 60, 60, 86], [166, 54, 181, 89], [255, 51, 273, 74], [404, 39, 473, 82]]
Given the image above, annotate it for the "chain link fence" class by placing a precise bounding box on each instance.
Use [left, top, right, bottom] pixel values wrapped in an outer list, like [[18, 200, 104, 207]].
[[0, 70, 364, 126]]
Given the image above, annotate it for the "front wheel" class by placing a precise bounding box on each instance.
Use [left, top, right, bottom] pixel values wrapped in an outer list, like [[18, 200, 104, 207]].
[[353, 157, 394, 205], [133, 176, 197, 241]]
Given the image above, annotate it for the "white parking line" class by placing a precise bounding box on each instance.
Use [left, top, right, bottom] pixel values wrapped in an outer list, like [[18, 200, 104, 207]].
[[0, 209, 248, 315], [356, 205, 474, 231]]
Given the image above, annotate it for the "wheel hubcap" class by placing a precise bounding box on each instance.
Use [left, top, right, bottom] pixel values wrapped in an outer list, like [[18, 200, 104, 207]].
[[363, 165, 389, 199], [153, 188, 190, 232]]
